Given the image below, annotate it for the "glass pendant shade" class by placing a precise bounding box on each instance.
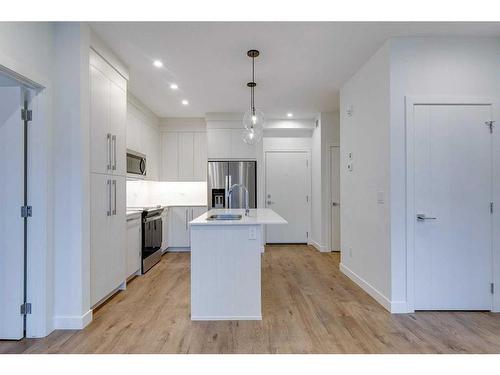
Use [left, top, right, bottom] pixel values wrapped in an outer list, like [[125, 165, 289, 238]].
[[243, 108, 265, 133], [242, 127, 263, 145]]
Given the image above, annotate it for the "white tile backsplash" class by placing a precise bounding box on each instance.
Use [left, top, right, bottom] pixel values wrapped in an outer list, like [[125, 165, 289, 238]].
[[126, 180, 207, 208]]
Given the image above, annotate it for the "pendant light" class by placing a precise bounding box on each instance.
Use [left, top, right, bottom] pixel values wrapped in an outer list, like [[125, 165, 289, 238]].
[[242, 49, 264, 145]]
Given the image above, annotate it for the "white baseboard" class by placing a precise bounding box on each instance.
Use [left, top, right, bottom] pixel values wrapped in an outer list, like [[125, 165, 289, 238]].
[[340, 263, 394, 312], [309, 240, 329, 252], [53, 309, 92, 330], [166, 247, 191, 252], [191, 315, 262, 321]]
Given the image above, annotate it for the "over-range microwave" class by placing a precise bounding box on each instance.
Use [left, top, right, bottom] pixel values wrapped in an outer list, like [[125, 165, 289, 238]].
[[126, 150, 146, 178]]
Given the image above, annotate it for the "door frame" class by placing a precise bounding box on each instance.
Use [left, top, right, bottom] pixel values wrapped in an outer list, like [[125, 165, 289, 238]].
[[0, 64, 47, 337], [405, 96, 496, 312], [263, 150, 312, 244], [329, 144, 340, 252]]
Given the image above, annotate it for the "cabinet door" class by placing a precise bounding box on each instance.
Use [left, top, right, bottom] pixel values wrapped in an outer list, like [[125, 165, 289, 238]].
[[193, 132, 207, 181], [90, 173, 112, 306], [90, 66, 110, 174], [126, 216, 142, 277], [168, 206, 190, 248], [161, 132, 178, 181], [110, 176, 126, 284], [109, 81, 127, 176], [178, 132, 194, 180], [191, 206, 207, 221], [207, 129, 232, 159]]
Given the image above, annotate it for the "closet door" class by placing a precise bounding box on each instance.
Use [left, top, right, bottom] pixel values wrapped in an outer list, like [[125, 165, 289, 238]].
[[178, 132, 194, 180], [90, 65, 111, 174]]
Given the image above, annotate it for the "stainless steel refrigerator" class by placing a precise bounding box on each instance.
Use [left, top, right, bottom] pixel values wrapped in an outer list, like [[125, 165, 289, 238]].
[[207, 161, 257, 209]]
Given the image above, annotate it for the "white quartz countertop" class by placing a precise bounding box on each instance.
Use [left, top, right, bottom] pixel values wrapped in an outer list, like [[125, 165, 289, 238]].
[[190, 209, 287, 226]]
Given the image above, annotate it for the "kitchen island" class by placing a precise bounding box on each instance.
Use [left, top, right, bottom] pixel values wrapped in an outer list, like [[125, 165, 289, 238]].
[[189, 208, 287, 320]]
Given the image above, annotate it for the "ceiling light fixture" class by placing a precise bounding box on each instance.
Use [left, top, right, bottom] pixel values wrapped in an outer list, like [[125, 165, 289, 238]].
[[153, 60, 163, 68], [181, 99, 189, 105], [242, 49, 264, 145], [170, 83, 178, 90], [287, 113, 293, 118]]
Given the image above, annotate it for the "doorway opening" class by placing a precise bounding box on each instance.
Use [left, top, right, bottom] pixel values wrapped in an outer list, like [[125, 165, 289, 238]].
[[330, 146, 340, 252], [0, 71, 37, 340]]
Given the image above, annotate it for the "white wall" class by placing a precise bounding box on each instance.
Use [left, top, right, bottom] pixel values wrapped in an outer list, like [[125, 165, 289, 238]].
[[127, 94, 161, 180], [389, 37, 500, 310], [339, 42, 392, 308], [52, 23, 92, 329]]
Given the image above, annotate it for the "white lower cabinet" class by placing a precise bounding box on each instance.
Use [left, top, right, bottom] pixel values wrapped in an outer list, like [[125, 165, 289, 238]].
[[126, 215, 142, 277], [167, 206, 207, 250], [90, 174, 126, 307]]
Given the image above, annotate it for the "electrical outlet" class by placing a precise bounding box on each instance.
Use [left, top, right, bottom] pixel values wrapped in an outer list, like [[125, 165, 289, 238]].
[[248, 227, 257, 240], [347, 162, 354, 172]]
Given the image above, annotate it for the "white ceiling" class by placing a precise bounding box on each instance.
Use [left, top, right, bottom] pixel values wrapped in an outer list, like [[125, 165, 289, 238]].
[[90, 22, 500, 119]]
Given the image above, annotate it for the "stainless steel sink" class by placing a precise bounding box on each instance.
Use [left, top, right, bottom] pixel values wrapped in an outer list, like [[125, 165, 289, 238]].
[[206, 214, 242, 221]]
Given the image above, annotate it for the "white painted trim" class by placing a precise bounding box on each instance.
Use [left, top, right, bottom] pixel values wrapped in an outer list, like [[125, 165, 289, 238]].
[[191, 315, 262, 321], [405, 96, 495, 313], [166, 247, 191, 252], [340, 263, 392, 312], [328, 144, 340, 252], [309, 240, 329, 252], [53, 310, 92, 330], [263, 150, 312, 245]]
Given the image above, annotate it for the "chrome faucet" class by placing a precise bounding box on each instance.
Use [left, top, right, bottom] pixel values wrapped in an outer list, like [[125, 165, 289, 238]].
[[228, 183, 250, 216]]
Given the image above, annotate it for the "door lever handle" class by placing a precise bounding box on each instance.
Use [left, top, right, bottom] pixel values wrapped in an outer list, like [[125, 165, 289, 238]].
[[416, 213, 437, 221]]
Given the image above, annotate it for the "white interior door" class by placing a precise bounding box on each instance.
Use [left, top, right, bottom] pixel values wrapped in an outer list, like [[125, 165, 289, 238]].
[[0, 86, 24, 339], [265, 151, 309, 243], [413, 104, 493, 310], [330, 146, 340, 251]]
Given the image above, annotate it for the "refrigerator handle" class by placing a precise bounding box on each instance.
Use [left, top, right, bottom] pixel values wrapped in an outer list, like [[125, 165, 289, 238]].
[[224, 175, 228, 208]]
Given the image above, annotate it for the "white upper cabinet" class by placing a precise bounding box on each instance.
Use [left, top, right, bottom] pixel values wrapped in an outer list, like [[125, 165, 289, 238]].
[[90, 65, 110, 174], [193, 132, 207, 180], [126, 100, 161, 181], [207, 128, 257, 159], [178, 132, 195, 180], [89, 49, 127, 176], [109, 81, 126, 176], [161, 131, 207, 181], [162, 132, 179, 180]]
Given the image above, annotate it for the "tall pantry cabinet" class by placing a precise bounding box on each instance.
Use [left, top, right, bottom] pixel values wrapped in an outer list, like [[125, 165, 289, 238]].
[[89, 49, 127, 307]]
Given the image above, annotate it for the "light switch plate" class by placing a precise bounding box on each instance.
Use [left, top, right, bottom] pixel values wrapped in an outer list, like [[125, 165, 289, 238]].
[[248, 227, 257, 240], [377, 191, 385, 204]]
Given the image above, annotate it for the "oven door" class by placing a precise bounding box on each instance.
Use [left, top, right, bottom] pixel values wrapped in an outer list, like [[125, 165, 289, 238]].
[[142, 215, 162, 273], [127, 150, 146, 177]]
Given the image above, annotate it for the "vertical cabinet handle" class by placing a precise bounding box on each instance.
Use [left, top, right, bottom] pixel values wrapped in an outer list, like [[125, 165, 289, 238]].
[[112, 134, 117, 170], [112, 180, 117, 215], [185, 208, 188, 230], [107, 179, 111, 216], [106, 133, 112, 170]]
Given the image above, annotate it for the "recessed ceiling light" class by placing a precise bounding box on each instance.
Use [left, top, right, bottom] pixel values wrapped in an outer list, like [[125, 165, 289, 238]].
[[153, 60, 163, 68], [170, 83, 178, 90], [181, 99, 189, 105], [287, 113, 293, 117]]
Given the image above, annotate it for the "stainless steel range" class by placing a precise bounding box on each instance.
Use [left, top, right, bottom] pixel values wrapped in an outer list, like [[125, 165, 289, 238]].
[[130, 206, 164, 274]]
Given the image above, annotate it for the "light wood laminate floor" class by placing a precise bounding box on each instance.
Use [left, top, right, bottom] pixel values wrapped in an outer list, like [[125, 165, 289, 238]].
[[2, 245, 500, 354]]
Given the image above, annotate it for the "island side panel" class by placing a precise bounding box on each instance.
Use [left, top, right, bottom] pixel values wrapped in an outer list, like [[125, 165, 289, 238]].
[[191, 224, 262, 320]]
